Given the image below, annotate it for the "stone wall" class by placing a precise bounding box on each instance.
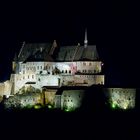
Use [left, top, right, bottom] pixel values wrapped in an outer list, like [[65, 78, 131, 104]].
[[61, 90, 85, 111], [0, 81, 12, 97], [43, 89, 57, 105], [104, 88, 136, 109]]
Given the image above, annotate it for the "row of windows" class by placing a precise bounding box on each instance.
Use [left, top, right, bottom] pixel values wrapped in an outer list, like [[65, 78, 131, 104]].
[[17, 75, 35, 80], [23, 62, 45, 68], [81, 69, 100, 73], [23, 69, 72, 75], [64, 99, 73, 102], [82, 62, 92, 66], [61, 70, 71, 74], [78, 75, 102, 78], [25, 66, 53, 71], [23, 62, 99, 70], [25, 66, 72, 73], [64, 95, 81, 98]]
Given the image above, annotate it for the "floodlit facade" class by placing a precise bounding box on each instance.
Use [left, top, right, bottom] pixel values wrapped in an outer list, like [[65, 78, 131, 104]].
[[1, 30, 137, 111], [61, 90, 85, 111], [10, 30, 104, 95], [104, 88, 136, 110]]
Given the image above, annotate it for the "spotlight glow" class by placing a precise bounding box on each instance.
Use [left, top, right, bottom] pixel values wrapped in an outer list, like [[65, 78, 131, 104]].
[[111, 103, 116, 109], [48, 105, 52, 109]]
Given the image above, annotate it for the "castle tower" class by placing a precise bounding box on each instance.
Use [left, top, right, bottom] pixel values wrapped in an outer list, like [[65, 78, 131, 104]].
[[84, 28, 88, 48]]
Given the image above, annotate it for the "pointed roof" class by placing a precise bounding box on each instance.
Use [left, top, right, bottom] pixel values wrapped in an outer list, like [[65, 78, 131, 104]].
[[56, 44, 98, 61], [81, 45, 99, 60], [18, 43, 52, 62], [23, 48, 54, 62]]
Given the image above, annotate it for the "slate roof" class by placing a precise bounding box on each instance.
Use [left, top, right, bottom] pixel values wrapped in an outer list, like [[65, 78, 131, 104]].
[[17, 42, 99, 62], [18, 43, 52, 62], [56, 45, 99, 61], [23, 49, 54, 62]]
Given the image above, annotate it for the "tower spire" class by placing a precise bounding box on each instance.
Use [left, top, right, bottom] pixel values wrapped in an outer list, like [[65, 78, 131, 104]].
[[84, 28, 88, 48]]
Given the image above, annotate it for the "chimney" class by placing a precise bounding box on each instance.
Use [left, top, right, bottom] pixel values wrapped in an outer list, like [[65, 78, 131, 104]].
[[84, 28, 88, 48], [49, 40, 57, 55]]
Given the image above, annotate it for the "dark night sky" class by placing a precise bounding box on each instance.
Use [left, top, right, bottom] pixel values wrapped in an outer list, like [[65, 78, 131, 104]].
[[0, 1, 139, 86]]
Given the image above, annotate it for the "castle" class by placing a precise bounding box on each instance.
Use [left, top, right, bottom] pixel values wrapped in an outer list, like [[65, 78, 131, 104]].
[[0, 30, 136, 111], [10, 30, 104, 95]]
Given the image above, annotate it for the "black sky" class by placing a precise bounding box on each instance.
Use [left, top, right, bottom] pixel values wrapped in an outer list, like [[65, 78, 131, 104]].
[[0, 1, 139, 86]]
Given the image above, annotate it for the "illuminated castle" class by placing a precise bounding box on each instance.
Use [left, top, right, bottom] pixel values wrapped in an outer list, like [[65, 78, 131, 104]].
[[10, 30, 104, 95], [0, 30, 136, 111]]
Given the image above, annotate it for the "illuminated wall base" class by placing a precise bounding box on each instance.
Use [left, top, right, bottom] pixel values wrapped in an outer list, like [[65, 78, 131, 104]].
[[104, 88, 136, 110]]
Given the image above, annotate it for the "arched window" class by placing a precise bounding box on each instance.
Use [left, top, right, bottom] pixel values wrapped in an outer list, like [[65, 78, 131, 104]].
[[65, 70, 67, 73], [62, 70, 64, 73], [69, 70, 71, 73]]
